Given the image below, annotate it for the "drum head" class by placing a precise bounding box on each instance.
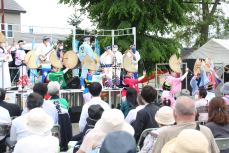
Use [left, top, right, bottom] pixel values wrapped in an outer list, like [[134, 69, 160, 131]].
[[63, 51, 78, 69], [24, 50, 40, 69], [123, 52, 137, 72], [82, 54, 97, 70], [169, 54, 181, 73], [50, 51, 62, 69]]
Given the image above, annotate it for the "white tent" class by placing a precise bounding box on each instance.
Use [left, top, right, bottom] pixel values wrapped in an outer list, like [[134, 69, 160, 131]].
[[187, 39, 229, 64]]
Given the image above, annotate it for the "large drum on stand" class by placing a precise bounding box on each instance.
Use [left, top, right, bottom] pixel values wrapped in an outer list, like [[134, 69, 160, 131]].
[[63, 51, 79, 69]]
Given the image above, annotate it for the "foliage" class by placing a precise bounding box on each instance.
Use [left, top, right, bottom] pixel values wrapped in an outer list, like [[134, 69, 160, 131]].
[[174, 1, 229, 47]]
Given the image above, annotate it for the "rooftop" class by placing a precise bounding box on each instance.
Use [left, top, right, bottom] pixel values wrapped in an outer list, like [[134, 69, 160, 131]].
[[0, 0, 26, 14]]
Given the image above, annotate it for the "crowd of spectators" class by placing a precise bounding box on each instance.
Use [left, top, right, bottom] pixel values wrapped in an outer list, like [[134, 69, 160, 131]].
[[0, 81, 229, 153]]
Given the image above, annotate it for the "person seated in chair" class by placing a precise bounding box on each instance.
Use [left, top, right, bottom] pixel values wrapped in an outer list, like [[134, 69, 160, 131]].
[[0, 106, 11, 152], [0, 88, 21, 117]]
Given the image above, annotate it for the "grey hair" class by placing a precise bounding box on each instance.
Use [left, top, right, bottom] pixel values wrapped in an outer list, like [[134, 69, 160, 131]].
[[175, 96, 196, 116], [47, 81, 60, 96]]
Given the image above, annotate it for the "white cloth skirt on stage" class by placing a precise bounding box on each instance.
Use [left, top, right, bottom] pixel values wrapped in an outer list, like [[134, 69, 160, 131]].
[[0, 61, 11, 89]]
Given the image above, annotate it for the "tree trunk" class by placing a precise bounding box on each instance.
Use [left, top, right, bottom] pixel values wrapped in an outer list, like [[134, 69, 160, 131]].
[[199, 1, 209, 46]]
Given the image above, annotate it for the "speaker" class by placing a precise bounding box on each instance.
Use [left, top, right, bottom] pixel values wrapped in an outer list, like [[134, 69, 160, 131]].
[[66, 76, 81, 89]]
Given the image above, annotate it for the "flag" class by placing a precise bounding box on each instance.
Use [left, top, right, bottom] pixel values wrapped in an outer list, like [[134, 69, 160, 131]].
[[72, 39, 80, 53], [95, 38, 100, 56], [32, 38, 36, 50]]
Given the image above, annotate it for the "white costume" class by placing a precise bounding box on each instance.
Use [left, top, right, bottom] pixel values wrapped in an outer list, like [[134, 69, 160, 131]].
[[100, 47, 114, 79], [15, 48, 27, 77], [0, 47, 11, 89]]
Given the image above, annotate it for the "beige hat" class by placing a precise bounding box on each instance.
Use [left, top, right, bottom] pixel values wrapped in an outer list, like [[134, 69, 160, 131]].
[[82, 54, 97, 71], [169, 54, 182, 73], [94, 109, 135, 136], [26, 108, 54, 135], [155, 106, 175, 125], [161, 129, 209, 153]]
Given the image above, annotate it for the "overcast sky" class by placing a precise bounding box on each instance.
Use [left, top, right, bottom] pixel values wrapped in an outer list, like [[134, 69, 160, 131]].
[[15, 0, 93, 29], [15, 0, 228, 30]]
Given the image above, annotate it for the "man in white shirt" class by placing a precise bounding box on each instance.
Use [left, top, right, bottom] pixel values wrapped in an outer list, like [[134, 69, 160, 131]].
[[21, 83, 58, 124], [0, 106, 11, 139], [10, 93, 44, 141], [0, 106, 11, 152], [37, 36, 53, 83], [79, 82, 110, 132]]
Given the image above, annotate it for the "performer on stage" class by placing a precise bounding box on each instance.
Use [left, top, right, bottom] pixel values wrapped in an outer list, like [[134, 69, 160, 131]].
[[100, 46, 114, 88], [15, 40, 29, 90], [190, 63, 209, 96], [55, 40, 64, 62], [129, 44, 140, 79], [121, 70, 146, 100], [78, 36, 96, 88], [37, 36, 53, 83], [47, 67, 69, 88], [0, 33, 11, 89], [161, 68, 189, 108]]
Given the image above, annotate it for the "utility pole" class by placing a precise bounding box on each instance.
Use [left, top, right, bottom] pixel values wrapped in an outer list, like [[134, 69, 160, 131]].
[[1, 0, 5, 34]]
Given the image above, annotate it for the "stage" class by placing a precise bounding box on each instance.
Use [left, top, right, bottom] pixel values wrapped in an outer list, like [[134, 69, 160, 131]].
[[5, 88, 123, 109]]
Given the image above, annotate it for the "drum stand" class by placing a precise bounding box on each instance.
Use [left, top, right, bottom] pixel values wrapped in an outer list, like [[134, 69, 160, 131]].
[[112, 56, 119, 89]]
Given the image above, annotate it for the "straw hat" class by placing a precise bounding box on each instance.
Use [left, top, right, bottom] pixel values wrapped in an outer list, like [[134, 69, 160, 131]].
[[63, 51, 79, 69], [193, 58, 210, 75], [169, 54, 182, 73], [94, 109, 134, 136], [82, 54, 97, 71], [161, 129, 209, 153], [0, 32, 6, 43], [123, 51, 137, 73], [155, 106, 175, 125], [26, 108, 54, 135]]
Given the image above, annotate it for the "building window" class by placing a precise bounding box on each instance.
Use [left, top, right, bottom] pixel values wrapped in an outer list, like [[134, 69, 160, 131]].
[[7, 25, 13, 38]]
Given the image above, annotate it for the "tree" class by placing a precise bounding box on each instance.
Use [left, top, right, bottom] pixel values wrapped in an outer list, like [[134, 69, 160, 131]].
[[175, 1, 229, 47], [60, 0, 196, 72]]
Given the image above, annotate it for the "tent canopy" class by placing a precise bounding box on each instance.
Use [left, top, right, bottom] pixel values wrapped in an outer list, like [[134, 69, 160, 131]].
[[187, 39, 229, 64]]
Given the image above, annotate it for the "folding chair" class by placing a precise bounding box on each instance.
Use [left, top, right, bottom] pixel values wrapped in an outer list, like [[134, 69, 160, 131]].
[[137, 128, 158, 151], [215, 137, 229, 151]]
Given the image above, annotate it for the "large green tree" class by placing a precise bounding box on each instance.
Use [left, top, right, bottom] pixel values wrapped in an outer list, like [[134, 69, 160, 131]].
[[60, 0, 195, 72], [175, 1, 229, 47]]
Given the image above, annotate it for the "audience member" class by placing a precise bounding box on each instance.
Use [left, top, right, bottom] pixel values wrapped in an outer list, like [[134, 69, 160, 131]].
[[140, 106, 175, 153], [120, 87, 138, 117], [195, 87, 208, 123], [77, 109, 134, 153], [132, 85, 159, 143], [13, 108, 59, 153], [206, 97, 229, 153], [125, 94, 146, 124], [0, 88, 21, 117], [79, 82, 110, 132], [72, 105, 104, 152], [47, 81, 69, 113], [47, 81, 72, 151], [205, 84, 215, 102], [222, 82, 229, 106], [29, 83, 58, 123], [0, 106, 11, 152], [10, 93, 44, 141], [161, 129, 209, 153], [89, 131, 136, 153], [152, 96, 219, 153]]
